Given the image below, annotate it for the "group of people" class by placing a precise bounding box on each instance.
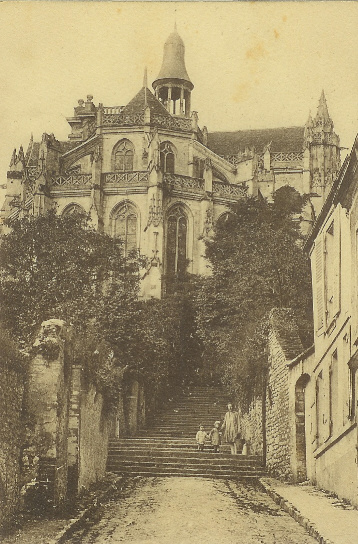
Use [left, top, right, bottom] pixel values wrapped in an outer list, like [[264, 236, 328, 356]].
[[195, 403, 246, 455]]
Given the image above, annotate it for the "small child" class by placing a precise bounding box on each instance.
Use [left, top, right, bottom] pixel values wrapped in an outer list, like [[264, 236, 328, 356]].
[[209, 420, 221, 453], [196, 425, 208, 451]]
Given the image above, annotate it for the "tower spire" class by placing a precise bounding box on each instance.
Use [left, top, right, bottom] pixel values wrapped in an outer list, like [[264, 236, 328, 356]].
[[316, 90, 331, 122]]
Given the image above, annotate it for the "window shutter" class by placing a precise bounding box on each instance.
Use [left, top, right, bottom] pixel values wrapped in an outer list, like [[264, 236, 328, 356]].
[[315, 237, 325, 332], [332, 214, 341, 318]]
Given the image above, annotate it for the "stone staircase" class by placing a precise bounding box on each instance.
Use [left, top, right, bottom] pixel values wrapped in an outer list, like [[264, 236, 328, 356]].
[[107, 386, 265, 479]]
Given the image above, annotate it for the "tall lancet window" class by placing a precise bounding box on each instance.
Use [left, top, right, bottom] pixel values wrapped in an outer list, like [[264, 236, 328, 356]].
[[166, 206, 188, 276], [160, 142, 175, 174], [113, 139, 134, 172], [111, 203, 138, 255]]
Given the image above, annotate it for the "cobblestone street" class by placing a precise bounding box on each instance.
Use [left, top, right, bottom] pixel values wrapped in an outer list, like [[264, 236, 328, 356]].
[[68, 477, 317, 544]]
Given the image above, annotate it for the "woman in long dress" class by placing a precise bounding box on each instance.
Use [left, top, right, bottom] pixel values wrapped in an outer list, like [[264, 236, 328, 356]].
[[221, 403, 239, 455]]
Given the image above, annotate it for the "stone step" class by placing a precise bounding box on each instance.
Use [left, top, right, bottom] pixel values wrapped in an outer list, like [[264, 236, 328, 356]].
[[107, 454, 262, 467], [108, 447, 261, 462], [107, 470, 262, 479], [107, 466, 265, 478]]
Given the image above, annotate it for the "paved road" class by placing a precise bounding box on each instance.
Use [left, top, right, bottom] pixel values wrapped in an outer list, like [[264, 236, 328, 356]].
[[69, 477, 317, 544]]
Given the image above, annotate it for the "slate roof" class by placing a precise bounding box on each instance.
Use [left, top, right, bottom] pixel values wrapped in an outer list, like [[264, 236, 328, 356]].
[[269, 308, 303, 361], [207, 126, 305, 156], [123, 87, 171, 118]]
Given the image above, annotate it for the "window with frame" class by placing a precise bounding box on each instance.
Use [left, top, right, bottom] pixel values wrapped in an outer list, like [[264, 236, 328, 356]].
[[166, 206, 188, 277], [160, 142, 175, 174], [111, 203, 137, 255], [113, 139, 134, 172]]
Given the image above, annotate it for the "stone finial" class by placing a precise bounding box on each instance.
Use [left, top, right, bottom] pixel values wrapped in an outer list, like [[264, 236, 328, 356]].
[[9, 149, 17, 167], [86, 94, 93, 102], [78, 99, 84, 107]]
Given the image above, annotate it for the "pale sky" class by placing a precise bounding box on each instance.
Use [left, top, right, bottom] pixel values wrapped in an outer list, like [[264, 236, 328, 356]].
[[1, 1, 357, 204]]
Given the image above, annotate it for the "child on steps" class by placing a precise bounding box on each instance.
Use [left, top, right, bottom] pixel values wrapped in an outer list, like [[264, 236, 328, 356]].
[[195, 425, 209, 451], [208, 420, 221, 453]]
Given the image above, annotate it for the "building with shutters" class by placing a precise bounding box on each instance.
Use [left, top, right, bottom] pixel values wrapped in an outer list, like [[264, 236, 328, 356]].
[[1, 27, 342, 297], [285, 135, 358, 505]]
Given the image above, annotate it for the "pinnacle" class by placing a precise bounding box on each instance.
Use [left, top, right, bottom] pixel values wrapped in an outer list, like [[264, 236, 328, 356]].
[[316, 89, 331, 122]]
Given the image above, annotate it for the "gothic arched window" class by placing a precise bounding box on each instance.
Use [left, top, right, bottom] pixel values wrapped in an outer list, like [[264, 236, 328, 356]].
[[113, 139, 134, 172], [62, 203, 86, 217], [166, 206, 188, 276], [160, 142, 175, 174], [111, 203, 138, 255]]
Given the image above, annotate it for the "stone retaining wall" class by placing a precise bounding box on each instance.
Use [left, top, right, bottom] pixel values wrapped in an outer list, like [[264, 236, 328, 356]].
[[0, 365, 24, 529]]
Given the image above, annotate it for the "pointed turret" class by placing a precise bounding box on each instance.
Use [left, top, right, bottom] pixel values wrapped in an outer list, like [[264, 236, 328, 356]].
[[152, 27, 193, 117], [307, 91, 341, 202], [316, 90, 331, 123]]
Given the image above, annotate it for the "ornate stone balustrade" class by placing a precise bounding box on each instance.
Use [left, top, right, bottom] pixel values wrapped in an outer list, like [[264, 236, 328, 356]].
[[164, 174, 205, 193], [151, 114, 192, 132], [103, 112, 145, 126], [271, 152, 304, 163], [51, 174, 92, 187], [213, 181, 247, 199], [103, 106, 124, 115], [102, 110, 192, 132], [103, 171, 149, 186]]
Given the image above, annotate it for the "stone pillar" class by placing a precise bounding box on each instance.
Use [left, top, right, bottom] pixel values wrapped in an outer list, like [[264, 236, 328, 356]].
[[302, 147, 311, 194], [67, 365, 81, 496], [25, 320, 72, 509], [264, 148, 271, 171], [203, 158, 213, 193], [90, 145, 103, 231], [167, 86, 172, 114], [180, 87, 184, 115]]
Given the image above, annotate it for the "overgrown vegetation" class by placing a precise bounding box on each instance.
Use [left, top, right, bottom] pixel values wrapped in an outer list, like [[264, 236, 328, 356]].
[[195, 187, 313, 406], [0, 188, 313, 412], [0, 210, 200, 411]]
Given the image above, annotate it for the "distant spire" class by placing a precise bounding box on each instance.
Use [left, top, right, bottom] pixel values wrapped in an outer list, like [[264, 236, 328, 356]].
[[10, 149, 17, 167], [174, 21, 177, 32], [306, 111, 313, 128], [316, 90, 331, 122], [18, 145, 25, 163]]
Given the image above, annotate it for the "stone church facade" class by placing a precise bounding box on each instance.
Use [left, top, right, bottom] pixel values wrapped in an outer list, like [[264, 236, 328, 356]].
[[1, 28, 341, 298]]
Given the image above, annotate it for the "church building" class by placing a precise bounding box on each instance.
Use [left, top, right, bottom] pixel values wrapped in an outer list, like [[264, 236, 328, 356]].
[[1, 28, 342, 298]]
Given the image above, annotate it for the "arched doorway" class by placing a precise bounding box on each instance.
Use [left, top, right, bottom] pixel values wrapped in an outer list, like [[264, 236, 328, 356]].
[[295, 373, 310, 481]]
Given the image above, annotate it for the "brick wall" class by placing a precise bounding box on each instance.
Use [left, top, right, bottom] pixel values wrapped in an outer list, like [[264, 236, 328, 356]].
[[0, 366, 24, 529]]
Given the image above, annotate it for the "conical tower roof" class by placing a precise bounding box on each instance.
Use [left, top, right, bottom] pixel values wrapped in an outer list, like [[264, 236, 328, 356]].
[[153, 28, 193, 90]]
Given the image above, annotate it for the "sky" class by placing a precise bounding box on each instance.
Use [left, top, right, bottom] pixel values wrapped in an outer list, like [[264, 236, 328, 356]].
[[0, 1, 357, 204]]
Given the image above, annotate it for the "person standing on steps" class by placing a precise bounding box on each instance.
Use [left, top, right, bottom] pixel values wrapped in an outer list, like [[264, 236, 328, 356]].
[[196, 425, 209, 451], [209, 420, 221, 453], [221, 403, 240, 455]]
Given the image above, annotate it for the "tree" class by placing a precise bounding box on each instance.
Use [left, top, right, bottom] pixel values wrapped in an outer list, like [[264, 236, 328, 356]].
[[195, 187, 313, 402], [0, 210, 140, 344]]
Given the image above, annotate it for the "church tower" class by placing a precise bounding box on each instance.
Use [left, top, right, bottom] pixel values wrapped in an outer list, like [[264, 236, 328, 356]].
[[152, 25, 194, 117], [305, 91, 341, 203]]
